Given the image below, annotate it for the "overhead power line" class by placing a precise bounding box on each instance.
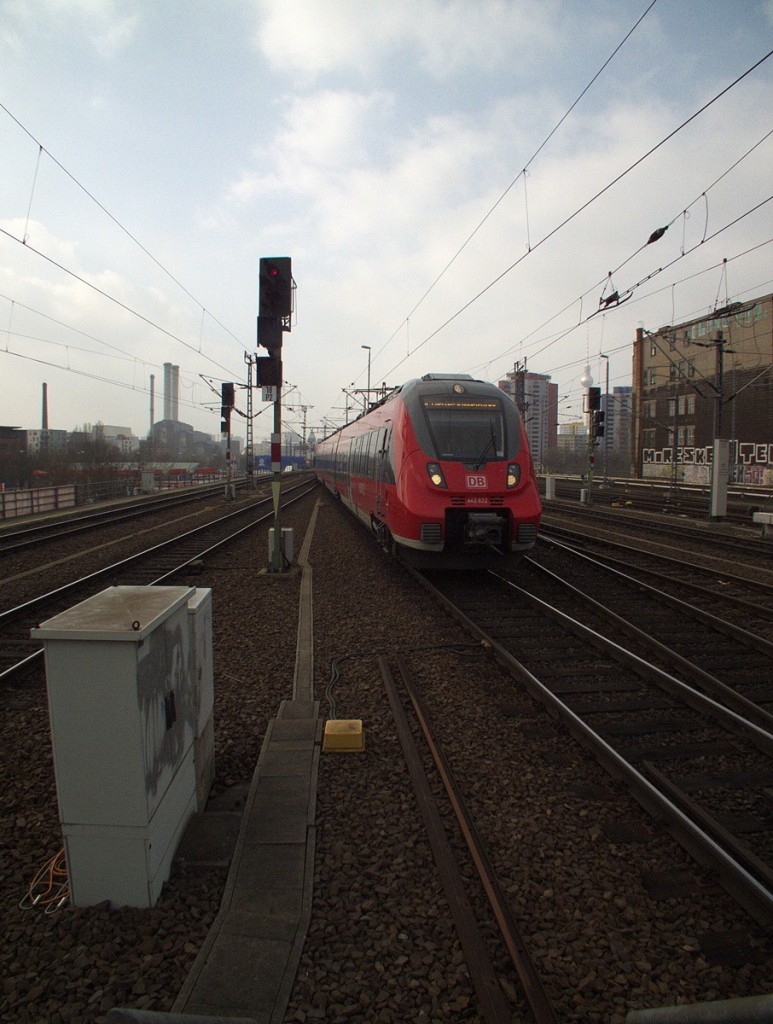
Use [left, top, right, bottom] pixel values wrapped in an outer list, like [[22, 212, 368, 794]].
[[504, 233, 773, 375], [0, 290, 148, 361], [0, 225, 237, 379], [0, 347, 217, 419], [0, 99, 244, 351], [384, 45, 773, 382], [371, 0, 659, 367]]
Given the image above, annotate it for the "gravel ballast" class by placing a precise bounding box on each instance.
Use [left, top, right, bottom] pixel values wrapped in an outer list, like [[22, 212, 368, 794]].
[[2, 488, 772, 1023]]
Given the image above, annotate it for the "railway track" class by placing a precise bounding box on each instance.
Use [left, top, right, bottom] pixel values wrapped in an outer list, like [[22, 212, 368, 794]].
[[529, 538, 773, 710], [0, 480, 254, 555], [544, 479, 771, 527], [416, 564, 773, 928], [542, 503, 768, 559], [0, 479, 317, 694], [538, 520, 773, 625], [380, 654, 559, 1023]]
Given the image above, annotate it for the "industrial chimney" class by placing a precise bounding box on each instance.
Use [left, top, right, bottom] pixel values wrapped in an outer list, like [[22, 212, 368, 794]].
[[42, 382, 48, 430], [171, 365, 179, 422], [163, 363, 172, 421], [162, 363, 180, 422]]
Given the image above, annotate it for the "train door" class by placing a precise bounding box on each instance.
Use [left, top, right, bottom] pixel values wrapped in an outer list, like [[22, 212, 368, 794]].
[[361, 430, 376, 512], [336, 435, 353, 502], [375, 424, 393, 519]]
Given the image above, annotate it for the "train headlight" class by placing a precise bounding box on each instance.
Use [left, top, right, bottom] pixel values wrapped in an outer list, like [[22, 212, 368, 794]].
[[506, 463, 520, 488], [426, 462, 447, 488]]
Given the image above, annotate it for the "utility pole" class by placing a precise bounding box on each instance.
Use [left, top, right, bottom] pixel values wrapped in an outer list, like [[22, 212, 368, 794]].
[[337, 390, 355, 425], [299, 404, 312, 462], [244, 352, 255, 488], [671, 379, 679, 496], [513, 360, 526, 415], [694, 329, 733, 520], [362, 345, 371, 408], [710, 331, 729, 521]]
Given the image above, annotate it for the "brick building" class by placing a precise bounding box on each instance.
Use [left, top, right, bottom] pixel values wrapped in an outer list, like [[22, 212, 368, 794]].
[[632, 294, 773, 485]]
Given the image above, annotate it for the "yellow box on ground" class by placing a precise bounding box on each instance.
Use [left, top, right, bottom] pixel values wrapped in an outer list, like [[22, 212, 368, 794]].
[[322, 719, 364, 753]]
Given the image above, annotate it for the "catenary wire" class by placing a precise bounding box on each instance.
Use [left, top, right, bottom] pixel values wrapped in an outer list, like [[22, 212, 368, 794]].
[[0, 347, 220, 419], [0, 290, 149, 361], [0, 226, 238, 379], [380, 47, 773, 384], [0, 100, 244, 351], [501, 233, 773, 376], [370, 0, 659, 368], [490, 166, 773, 382]]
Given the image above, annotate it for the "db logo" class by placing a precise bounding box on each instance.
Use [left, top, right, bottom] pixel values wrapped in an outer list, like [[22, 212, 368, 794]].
[[466, 474, 487, 488]]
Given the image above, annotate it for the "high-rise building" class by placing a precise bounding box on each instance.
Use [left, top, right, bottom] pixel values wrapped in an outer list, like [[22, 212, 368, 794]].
[[499, 368, 558, 469]]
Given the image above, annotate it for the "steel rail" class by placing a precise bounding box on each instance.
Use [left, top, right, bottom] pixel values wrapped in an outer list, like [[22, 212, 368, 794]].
[[0, 481, 317, 684], [378, 656, 516, 1024], [408, 565, 773, 928], [523, 547, 773, 733], [0, 480, 248, 552], [393, 653, 560, 1024], [545, 495, 755, 527], [539, 519, 773, 583], [501, 572, 773, 758], [539, 532, 773, 621], [0, 492, 273, 628]]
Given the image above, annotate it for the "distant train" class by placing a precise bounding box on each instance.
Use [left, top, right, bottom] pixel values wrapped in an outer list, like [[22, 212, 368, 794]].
[[314, 373, 541, 568]]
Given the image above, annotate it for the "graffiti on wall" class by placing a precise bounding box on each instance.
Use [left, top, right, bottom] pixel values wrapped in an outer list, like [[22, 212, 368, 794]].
[[642, 440, 773, 485], [643, 441, 772, 468]]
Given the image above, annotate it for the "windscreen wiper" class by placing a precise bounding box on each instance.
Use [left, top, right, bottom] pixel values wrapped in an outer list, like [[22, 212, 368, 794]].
[[473, 426, 497, 470]]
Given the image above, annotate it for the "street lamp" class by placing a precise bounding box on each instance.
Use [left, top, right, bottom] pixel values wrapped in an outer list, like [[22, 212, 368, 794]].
[[361, 345, 371, 408], [599, 354, 609, 485]]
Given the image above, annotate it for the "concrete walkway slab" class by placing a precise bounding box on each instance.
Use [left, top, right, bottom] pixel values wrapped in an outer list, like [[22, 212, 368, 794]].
[[169, 499, 324, 1024]]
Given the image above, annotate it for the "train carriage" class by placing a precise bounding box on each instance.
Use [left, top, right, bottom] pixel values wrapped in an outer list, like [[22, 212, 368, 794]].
[[314, 373, 541, 568]]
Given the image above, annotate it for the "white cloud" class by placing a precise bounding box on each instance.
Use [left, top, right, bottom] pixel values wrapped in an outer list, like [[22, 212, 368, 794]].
[[253, 0, 557, 79], [0, 0, 139, 57]]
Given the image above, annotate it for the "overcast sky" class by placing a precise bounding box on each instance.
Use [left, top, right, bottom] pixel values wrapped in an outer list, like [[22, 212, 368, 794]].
[[2, 0, 772, 445]]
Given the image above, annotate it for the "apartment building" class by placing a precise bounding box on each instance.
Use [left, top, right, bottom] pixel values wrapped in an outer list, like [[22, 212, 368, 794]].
[[632, 293, 773, 484]]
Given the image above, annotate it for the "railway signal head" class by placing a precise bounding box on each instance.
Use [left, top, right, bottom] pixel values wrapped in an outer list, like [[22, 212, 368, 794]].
[[587, 386, 601, 411], [221, 382, 234, 434], [259, 258, 292, 320]]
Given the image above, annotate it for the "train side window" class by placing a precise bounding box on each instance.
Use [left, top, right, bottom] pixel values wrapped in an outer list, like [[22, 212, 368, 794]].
[[381, 426, 395, 484], [337, 438, 352, 481], [378, 425, 393, 485], [366, 430, 378, 479], [375, 426, 388, 483]]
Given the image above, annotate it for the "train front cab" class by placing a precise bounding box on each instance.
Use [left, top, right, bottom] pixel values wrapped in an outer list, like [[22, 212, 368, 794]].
[[390, 377, 541, 567]]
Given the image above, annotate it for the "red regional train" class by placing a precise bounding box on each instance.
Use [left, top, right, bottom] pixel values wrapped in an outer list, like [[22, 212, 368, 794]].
[[314, 373, 542, 568]]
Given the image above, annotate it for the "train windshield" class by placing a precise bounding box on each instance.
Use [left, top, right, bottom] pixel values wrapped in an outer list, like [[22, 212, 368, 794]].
[[420, 396, 507, 462]]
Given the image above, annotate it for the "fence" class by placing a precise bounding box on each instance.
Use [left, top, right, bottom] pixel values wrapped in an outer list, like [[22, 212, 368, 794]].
[[0, 484, 77, 520]]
